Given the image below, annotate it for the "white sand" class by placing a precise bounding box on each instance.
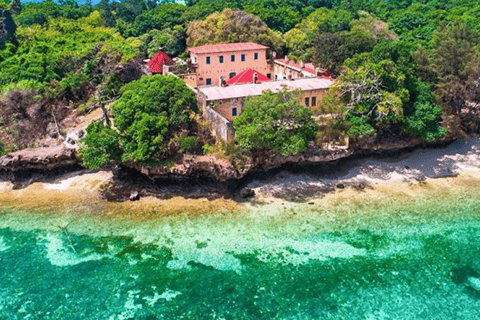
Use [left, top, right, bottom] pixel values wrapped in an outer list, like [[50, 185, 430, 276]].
[[43, 171, 113, 191], [43, 176, 78, 190], [0, 181, 13, 193], [248, 136, 480, 197]]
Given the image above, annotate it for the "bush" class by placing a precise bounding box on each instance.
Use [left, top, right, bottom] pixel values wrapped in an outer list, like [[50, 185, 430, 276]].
[[202, 144, 215, 155], [233, 89, 318, 156], [78, 121, 121, 170], [178, 136, 201, 153], [79, 75, 197, 169]]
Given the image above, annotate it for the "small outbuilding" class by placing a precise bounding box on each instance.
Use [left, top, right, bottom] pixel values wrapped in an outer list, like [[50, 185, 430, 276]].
[[147, 50, 174, 74]]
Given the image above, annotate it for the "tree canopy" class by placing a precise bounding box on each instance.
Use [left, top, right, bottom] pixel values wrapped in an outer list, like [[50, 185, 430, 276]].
[[233, 89, 317, 156], [186, 9, 285, 53], [79, 75, 197, 168], [5, 0, 480, 158]]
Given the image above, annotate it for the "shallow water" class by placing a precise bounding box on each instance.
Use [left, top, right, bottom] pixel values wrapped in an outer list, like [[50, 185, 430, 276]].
[[2, 181, 480, 319]]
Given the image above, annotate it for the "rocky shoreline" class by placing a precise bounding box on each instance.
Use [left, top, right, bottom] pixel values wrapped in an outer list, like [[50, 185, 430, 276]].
[[0, 134, 461, 202]]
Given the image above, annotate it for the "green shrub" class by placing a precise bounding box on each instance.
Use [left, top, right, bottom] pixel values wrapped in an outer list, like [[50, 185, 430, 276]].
[[202, 144, 215, 155], [178, 136, 200, 153]]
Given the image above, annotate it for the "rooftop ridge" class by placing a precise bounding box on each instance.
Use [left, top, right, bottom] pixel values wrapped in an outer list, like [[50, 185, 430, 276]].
[[189, 42, 269, 54]]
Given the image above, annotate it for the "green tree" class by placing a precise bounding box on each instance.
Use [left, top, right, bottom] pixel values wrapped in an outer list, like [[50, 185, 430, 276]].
[[112, 75, 197, 163], [78, 121, 121, 170], [335, 60, 409, 138], [233, 89, 317, 156], [138, 25, 186, 58], [414, 21, 480, 115], [284, 7, 352, 62], [310, 12, 397, 75], [10, 0, 21, 15], [0, 5, 16, 49], [132, 3, 186, 36], [186, 9, 285, 53], [243, 0, 304, 33], [0, 11, 141, 91]]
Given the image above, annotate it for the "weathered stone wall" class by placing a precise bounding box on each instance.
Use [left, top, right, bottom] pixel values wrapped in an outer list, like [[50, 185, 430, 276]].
[[213, 97, 246, 121], [204, 106, 236, 141], [196, 90, 208, 114]]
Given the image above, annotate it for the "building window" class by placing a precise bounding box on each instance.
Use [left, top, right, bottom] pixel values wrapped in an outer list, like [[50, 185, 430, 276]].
[[311, 97, 316, 106], [241, 54, 246, 62], [232, 107, 237, 117], [305, 97, 310, 107], [219, 56, 224, 63], [229, 72, 236, 79], [231, 55, 235, 62], [254, 52, 258, 60], [206, 78, 211, 85], [267, 73, 272, 79], [206, 56, 210, 64]]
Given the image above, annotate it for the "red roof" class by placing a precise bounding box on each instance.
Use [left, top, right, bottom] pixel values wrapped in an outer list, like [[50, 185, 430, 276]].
[[148, 50, 173, 73], [226, 69, 271, 85], [275, 59, 316, 75], [189, 42, 269, 54]]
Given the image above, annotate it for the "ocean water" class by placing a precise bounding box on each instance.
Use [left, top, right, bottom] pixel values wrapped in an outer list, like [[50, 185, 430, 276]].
[[1, 180, 480, 319]]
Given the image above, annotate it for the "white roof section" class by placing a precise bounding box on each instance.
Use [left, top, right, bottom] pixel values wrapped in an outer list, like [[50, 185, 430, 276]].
[[199, 78, 333, 101]]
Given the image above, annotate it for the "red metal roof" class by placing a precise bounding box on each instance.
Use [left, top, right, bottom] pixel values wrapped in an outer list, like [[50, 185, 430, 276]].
[[275, 59, 316, 75], [148, 50, 173, 74], [226, 68, 271, 85], [189, 42, 269, 54]]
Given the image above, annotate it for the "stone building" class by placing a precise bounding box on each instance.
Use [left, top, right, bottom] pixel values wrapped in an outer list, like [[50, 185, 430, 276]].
[[158, 42, 335, 141], [197, 77, 334, 122], [188, 42, 272, 86]]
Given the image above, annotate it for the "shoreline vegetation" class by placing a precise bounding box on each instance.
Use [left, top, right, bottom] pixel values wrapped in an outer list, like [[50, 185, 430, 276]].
[[1, 137, 479, 219], [2, 0, 480, 184]]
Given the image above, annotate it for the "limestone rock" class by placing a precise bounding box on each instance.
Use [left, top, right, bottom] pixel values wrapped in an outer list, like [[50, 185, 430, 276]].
[[129, 190, 140, 201], [239, 187, 255, 199]]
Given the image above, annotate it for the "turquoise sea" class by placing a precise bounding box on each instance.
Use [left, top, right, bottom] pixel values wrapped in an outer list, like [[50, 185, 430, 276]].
[[1, 176, 480, 319]]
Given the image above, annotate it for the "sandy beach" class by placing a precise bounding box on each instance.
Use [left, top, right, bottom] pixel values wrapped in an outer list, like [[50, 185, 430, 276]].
[[248, 136, 480, 200], [1, 137, 480, 217]]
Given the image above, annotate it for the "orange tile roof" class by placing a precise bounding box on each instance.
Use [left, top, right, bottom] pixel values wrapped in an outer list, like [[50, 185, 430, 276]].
[[189, 42, 269, 54]]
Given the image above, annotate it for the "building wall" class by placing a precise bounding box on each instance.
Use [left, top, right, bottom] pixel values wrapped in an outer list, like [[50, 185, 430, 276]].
[[299, 89, 328, 108], [207, 88, 328, 121], [273, 63, 307, 80], [181, 74, 198, 88], [195, 90, 208, 114], [204, 106, 236, 141], [211, 97, 246, 122], [191, 49, 272, 86]]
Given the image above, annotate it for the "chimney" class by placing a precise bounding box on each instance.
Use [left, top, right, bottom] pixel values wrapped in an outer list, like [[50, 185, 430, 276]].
[[219, 75, 224, 87], [272, 51, 276, 59], [285, 56, 289, 64], [315, 67, 323, 78], [300, 61, 305, 69], [253, 72, 258, 84]]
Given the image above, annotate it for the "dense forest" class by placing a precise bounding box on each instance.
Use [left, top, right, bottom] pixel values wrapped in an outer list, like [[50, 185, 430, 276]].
[[1, 0, 480, 168]]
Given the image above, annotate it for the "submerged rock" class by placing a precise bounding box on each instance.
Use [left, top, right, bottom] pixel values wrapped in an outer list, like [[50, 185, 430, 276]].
[[239, 187, 255, 199], [468, 277, 480, 291]]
